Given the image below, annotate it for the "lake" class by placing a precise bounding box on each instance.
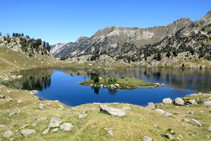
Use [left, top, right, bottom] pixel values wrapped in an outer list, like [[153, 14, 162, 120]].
[[4, 67, 211, 107]]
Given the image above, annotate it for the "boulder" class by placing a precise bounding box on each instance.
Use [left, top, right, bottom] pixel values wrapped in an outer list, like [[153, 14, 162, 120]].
[[60, 123, 74, 131], [0, 95, 6, 99], [174, 98, 184, 105], [108, 130, 113, 137], [143, 136, 152, 141], [189, 119, 202, 127], [78, 114, 88, 119], [17, 99, 23, 104], [52, 128, 59, 133], [42, 128, 49, 135], [206, 126, 211, 131], [6, 98, 13, 102], [48, 118, 62, 128], [99, 105, 126, 117], [188, 99, 196, 105], [3, 130, 14, 138], [114, 84, 120, 88], [163, 98, 172, 104], [122, 106, 131, 111], [21, 129, 35, 137], [146, 102, 155, 109], [204, 101, 211, 106], [155, 109, 165, 114], [160, 132, 174, 140]]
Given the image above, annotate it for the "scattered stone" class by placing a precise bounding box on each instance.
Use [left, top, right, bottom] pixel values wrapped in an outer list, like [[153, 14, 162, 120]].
[[104, 127, 113, 130], [108, 130, 113, 137], [51, 128, 59, 133], [155, 109, 165, 114], [174, 98, 184, 105], [42, 128, 49, 135], [17, 75, 23, 79], [78, 114, 88, 119], [58, 105, 64, 110], [9, 112, 16, 117], [122, 106, 131, 111], [160, 132, 174, 140], [0, 125, 5, 128], [204, 101, 211, 106], [198, 110, 204, 113], [31, 123, 37, 127], [154, 125, 158, 128], [114, 84, 119, 88], [170, 129, 175, 134], [36, 116, 47, 121], [0, 95, 6, 99], [189, 119, 202, 127], [48, 118, 62, 128], [99, 105, 126, 117], [17, 99, 23, 104], [183, 119, 189, 123], [19, 124, 28, 129], [6, 98, 13, 102], [143, 136, 152, 141], [163, 98, 172, 104], [206, 126, 211, 131], [164, 112, 173, 117], [21, 129, 35, 137], [3, 131, 14, 138], [188, 99, 196, 105], [146, 102, 155, 109], [179, 134, 183, 139], [60, 123, 74, 131], [186, 111, 195, 114]]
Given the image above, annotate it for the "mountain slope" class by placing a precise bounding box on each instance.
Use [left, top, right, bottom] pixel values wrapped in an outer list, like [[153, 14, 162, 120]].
[[52, 17, 192, 58]]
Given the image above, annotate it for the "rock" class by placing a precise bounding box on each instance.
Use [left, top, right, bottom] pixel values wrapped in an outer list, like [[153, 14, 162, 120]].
[[170, 129, 175, 134], [99, 105, 126, 117], [146, 102, 155, 109], [58, 105, 64, 110], [155, 109, 165, 114], [60, 123, 74, 131], [179, 134, 183, 139], [48, 118, 62, 128], [122, 106, 131, 111], [189, 119, 202, 127], [17, 99, 23, 104], [174, 98, 184, 105], [51, 128, 59, 133], [198, 110, 204, 113], [154, 83, 160, 87], [206, 126, 211, 131], [78, 114, 88, 119], [114, 84, 119, 88], [188, 99, 196, 105], [17, 75, 23, 79], [31, 123, 37, 127], [163, 98, 172, 104], [164, 112, 173, 117], [143, 136, 152, 141], [160, 83, 165, 87], [6, 98, 13, 102], [21, 129, 35, 137], [3, 131, 14, 138], [108, 130, 113, 137], [183, 119, 189, 123], [0, 125, 5, 128], [0, 95, 6, 99], [36, 116, 47, 121], [204, 101, 211, 106], [9, 112, 16, 117], [42, 128, 49, 135], [160, 132, 174, 140]]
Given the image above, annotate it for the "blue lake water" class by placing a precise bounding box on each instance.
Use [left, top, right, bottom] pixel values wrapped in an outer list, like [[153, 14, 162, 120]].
[[5, 67, 211, 107]]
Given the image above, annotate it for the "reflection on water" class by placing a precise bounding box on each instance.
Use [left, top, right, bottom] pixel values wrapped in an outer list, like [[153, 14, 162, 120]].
[[4, 67, 211, 106]]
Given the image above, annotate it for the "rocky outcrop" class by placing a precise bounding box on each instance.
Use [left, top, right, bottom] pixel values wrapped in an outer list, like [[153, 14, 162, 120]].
[[99, 105, 126, 117]]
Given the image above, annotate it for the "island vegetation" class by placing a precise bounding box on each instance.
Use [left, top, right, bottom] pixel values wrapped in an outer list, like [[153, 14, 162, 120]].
[[79, 74, 155, 89]]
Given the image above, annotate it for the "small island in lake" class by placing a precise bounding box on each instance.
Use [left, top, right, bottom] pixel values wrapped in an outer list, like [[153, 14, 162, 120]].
[[79, 74, 155, 89]]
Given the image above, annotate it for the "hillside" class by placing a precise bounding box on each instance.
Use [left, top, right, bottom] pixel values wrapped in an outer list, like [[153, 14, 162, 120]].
[[51, 18, 192, 58]]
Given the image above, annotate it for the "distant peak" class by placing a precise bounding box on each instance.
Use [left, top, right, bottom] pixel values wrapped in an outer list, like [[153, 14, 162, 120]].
[[76, 36, 88, 43]]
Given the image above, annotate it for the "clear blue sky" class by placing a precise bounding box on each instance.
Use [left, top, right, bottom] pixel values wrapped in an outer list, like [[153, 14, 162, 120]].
[[1, 0, 210, 45]]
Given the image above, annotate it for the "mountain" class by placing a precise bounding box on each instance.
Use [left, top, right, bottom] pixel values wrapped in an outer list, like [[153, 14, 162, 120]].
[[51, 17, 192, 58]]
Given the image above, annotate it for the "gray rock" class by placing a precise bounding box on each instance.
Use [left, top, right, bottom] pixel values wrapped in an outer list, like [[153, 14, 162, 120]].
[[204, 101, 211, 106], [198, 110, 204, 113], [51, 128, 59, 133], [0, 125, 5, 128], [179, 134, 183, 139], [122, 106, 131, 111], [58, 105, 64, 110], [36, 116, 47, 121], [175, 98, 184, 105], [99, 105, 126, 117], [48, 118, 62, 128], [60, 123, 74, 131], [42, 128, 49, 135], [6, 98, 13, 102], [188, 99, 196, 105], [155, 109, 165, 114], [108, 130, 113, 137], [206, 126, 211, 131], [146, 102, 155, 109], [163, 98, 172, 104], [78, 114, 88, 119], [160, 132, 174, 140], [17, 99, 23, 104], [114, 84, 119, 88], [9, 112, 16, 117], [3, 131, 14, 138], [143, 136, 152, 141], [189, 119, 202, 127], [164, 112, 173, 117], [170, 129, 175, 134], [21, 129, 35, 137]]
